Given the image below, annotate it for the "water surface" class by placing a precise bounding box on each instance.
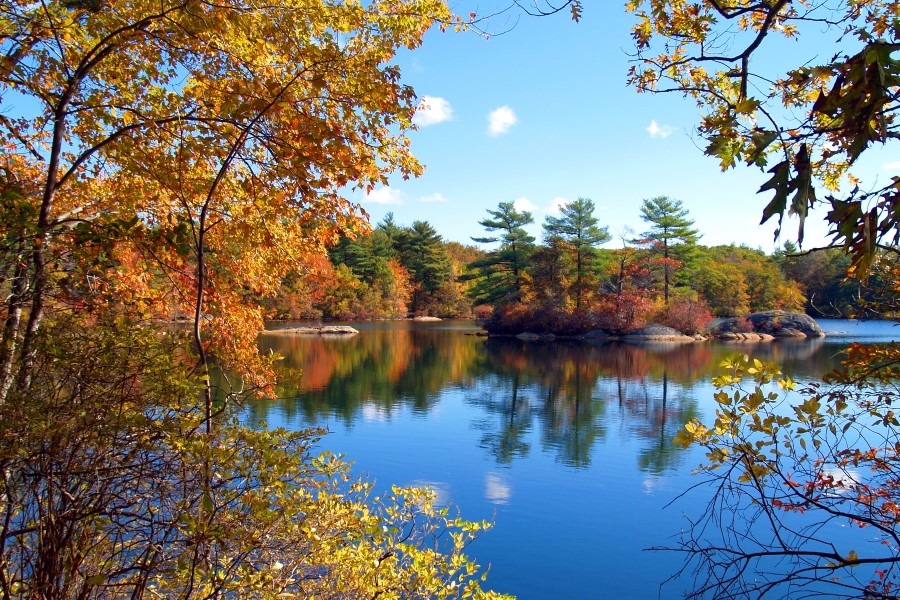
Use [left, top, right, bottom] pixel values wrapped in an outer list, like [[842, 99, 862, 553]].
[[250, 319, 898, 599]]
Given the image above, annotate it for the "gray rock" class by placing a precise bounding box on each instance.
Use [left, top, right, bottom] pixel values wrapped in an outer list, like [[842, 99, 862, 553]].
[[515, 332, 556, 341], [712, 310, 824, 338], [772, 327, 806, 338], [718, 332, 775, 342], [623, 324, 695, 342], [582, 330, 614, 340], [265, 325, 358, 335], [516, 332, 541, 341]]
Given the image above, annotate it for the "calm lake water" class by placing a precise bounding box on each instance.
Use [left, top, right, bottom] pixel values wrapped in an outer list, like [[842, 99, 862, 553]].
[[249, 319, 899, 599]]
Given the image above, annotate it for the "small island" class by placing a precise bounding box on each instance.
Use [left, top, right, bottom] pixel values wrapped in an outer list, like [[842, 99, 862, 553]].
[[482, 309, 825, 343]]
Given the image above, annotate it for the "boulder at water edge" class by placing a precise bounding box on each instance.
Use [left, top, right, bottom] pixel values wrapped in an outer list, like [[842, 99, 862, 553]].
[[623, 324, 696, 343], [264, 325, 358, 335], [712, 310, 824, 339]]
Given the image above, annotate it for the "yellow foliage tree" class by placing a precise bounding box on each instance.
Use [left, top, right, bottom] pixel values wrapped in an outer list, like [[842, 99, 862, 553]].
[[0, 1, 511, 597]]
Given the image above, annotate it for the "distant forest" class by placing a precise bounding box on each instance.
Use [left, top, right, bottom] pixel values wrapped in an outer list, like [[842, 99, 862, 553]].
[[262, 198, 895, 325]]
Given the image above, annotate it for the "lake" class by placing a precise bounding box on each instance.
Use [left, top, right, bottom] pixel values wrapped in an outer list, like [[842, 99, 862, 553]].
[[248, 318, 899, 599]]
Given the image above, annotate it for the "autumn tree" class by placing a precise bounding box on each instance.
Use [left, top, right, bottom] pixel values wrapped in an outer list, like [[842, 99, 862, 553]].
[[528, 236, 571, 307], [695, 245, 806, 315], [0, 0, 453, 403], [671, 351, 900, 599], [0, 1, 509, 597], [637, 196, 699, 304], [543, 197, 611, 310], [594, 239, 656, 335], [773, 242, 882, 317], [468, 201, 536, 305]]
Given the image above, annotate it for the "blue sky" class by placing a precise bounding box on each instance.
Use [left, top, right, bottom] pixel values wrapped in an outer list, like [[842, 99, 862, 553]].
[[357, 6, 898, 253]]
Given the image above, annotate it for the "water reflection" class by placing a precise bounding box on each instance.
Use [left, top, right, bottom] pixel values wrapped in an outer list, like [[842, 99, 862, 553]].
[[466, 339, 707, 468], [254, 321, 855, 472], [257, 323, 480, 425], [246, 321, 893, 600], [484, 473, 512, 505]]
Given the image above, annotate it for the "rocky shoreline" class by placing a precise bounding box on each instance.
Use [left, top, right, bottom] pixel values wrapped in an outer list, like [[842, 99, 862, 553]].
[[487, 310, 826, 343], [263, 325, 359, 336]]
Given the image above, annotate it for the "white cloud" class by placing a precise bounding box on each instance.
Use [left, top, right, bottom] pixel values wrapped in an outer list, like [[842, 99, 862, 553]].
[[488, 105, 518, 136], [547, 196, 569, 215], [484, 473, 511, 505], [365, 187, 404, 205], [361, 403, 400, 422], [646, 120, 674, 139], [513, 197, 536, 212], [820, 465, 861, 494], [419, 193, 447, 203], [883, 160, 900, 170], [413, 96, 453, 126]]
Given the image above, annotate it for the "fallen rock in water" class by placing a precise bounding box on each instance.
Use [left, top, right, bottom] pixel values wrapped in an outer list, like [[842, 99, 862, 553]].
[[623, 324, 696, 343], [264, 325, 358, 335], [711, 310, 824, 339], [412, 316, 442, 322]]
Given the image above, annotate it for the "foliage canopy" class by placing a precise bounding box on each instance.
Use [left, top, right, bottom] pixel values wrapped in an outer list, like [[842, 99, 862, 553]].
[[624, 0, 900, 275], [0, 1, 512, 597]]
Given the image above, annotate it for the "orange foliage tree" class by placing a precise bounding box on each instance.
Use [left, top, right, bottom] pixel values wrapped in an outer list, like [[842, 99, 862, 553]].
[[0, 0, 450, 407], [0, 2, 511, 597]]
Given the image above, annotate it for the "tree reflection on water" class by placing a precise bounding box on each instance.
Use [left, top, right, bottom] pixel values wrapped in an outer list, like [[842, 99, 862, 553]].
[[252, 321, 848, 471]]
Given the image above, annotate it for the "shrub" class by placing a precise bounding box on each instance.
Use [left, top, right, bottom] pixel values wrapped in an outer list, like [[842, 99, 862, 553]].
[[481, 303, 596, 336], [591, 293, 654, 335], [655, 299, 713, 335], [731, 316, 755, 333], [473, 304, 494, 322]]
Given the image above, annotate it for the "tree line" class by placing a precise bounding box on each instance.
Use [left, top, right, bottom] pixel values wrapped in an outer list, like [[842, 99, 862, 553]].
[[278, 197, 887, 328]]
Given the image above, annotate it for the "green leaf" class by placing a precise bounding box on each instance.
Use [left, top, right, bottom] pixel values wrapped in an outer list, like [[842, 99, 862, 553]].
[[201, 492, 214, 514], [705, 134, 739, 169]]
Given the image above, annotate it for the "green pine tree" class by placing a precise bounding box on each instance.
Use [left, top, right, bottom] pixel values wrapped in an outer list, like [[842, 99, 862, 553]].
[[467, 202, 536, 305], [543, 197, 611, 310], [638, 196, 700, 304]]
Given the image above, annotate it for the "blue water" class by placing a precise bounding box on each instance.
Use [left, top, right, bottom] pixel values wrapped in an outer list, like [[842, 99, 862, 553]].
[[817, 317, 900, 342], [251, 318, 898, 599]]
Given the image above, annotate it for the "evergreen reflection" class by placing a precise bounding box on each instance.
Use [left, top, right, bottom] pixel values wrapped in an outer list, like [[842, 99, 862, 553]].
[[252, 322, 850, 470], [470, 340, 707, 469], [469, 372, 535, 465]]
